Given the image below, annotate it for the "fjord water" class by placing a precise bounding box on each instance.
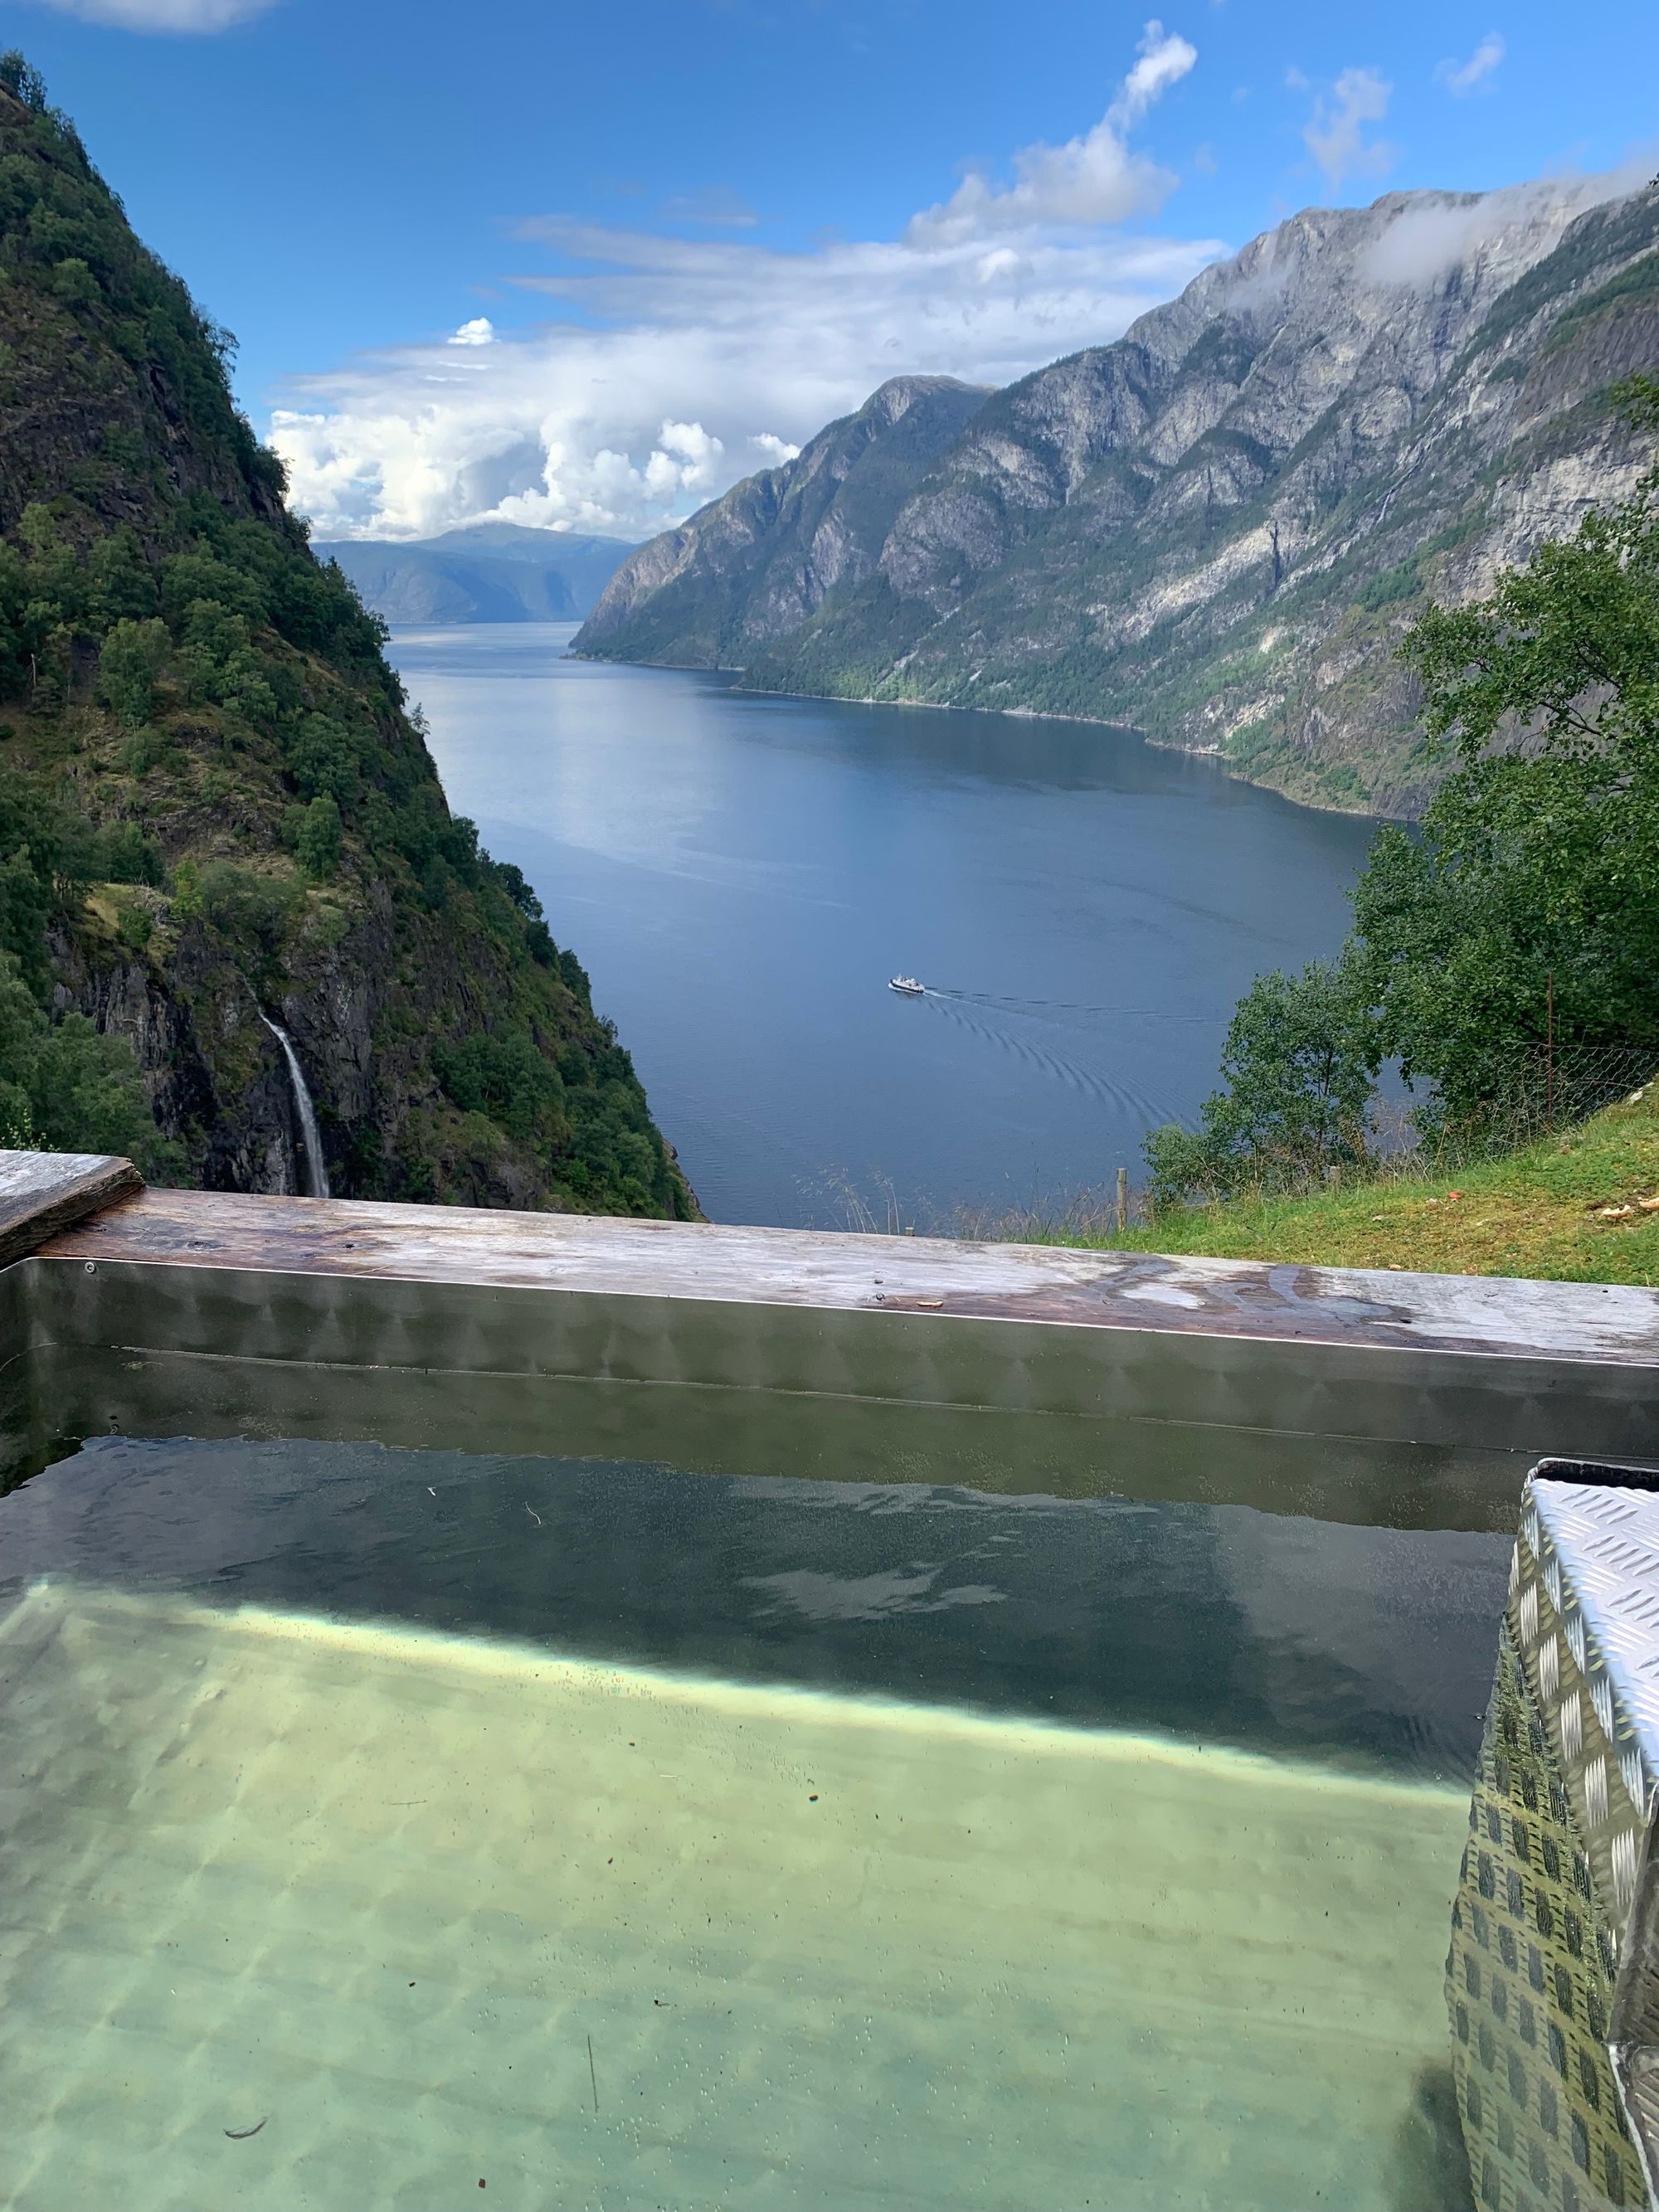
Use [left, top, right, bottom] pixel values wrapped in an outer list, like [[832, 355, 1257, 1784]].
[[0, 1438, 1496, 2210], [388, 624, 1377, 1226]]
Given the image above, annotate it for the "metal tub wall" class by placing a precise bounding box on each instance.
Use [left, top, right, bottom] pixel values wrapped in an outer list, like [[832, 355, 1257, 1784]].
[[7, 1247, 1658, 1529]]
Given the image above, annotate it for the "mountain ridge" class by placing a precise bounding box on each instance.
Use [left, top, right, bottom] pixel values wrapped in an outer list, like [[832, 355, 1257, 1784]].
[[315, 525, 631, 625], [577, 179, 1659, 814], [577, 376, 993, 668], [0, 54, 693, 1216]]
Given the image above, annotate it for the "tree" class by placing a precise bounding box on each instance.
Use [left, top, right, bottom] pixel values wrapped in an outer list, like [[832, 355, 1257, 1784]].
[[1360, 375, 1659, 1126], [294, 795, 342, 882], [1145, 959, 1378, 1203], [285, 712, 359, 804], [87, 529, 159, 626], [96, 615, 169, 727]]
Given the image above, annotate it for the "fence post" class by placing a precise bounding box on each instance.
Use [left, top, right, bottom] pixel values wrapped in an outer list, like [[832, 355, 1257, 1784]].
[[1116, 1166, 1128, 1236], [1546, 972, 1554, 1129]]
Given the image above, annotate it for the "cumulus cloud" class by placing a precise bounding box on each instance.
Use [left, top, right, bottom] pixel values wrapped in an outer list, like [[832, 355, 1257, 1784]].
[[447, 318, 496, 347], [1302, 66, 1395, 193], [641, 420, 725, 502], [273, 221, 1219, 541], [905, 20, 1196, 245], [271, 24, 1221, 543], [1435, 33, 1506, 95], [22, 0, 273, 27]]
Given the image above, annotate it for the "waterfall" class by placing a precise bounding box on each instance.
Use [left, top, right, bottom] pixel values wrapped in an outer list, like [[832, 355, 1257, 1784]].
[[260, 1014, 331, 1199]]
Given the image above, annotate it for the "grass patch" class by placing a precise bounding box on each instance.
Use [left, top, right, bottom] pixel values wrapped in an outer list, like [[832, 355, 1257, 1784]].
[[983, 1078, 1659, 1283]]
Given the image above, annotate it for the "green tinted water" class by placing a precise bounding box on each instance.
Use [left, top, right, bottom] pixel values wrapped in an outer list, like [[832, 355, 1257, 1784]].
[[0, 1436, 1494, 2208], [2, 1582, 1467, 2211]]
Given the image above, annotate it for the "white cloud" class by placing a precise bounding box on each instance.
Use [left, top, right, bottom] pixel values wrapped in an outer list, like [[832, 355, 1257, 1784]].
[[271, 25, 1222, 544], [1435, 32, 1506, 96], [1302, 67, 1395, 194], [22, 0, 273, 27], [641, 419, 725, 501], [447, 318, 496, 347], [905, 20, 1196, 245], [975, 246, 1024, 284], [1115, 18, 1199, 122]]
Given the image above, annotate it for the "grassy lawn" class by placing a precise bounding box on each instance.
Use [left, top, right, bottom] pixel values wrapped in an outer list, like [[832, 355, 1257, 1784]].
[[1041, 1078, 1659, 1283]]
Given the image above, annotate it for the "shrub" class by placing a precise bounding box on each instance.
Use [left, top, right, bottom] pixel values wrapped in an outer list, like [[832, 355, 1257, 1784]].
[[115, 901, 152, 953], [93, 821, 163, 885], [0, 842, 49, 996], [0, 947, 162, 1167], [434, 1028, 566, 1145], [197, 861, 301, 950]]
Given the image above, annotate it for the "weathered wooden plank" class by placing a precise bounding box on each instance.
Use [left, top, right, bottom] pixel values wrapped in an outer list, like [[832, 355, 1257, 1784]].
[[0, 1150, 142, 1268], [41, 1184, 1659, 1366]]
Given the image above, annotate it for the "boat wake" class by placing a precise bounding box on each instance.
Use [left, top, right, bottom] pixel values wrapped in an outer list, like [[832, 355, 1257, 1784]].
[[919, 992, 1176, 1126], [926, 988, 1209, 1024]]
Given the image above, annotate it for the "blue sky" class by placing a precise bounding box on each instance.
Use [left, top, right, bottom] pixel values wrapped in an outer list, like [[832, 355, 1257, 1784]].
[[8, 0, 1657, 537]]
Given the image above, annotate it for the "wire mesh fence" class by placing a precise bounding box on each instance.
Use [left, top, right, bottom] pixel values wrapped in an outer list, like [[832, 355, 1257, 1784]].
[[1415, 1043, 1659, 1154], [799, 1046, 1659, 1244]]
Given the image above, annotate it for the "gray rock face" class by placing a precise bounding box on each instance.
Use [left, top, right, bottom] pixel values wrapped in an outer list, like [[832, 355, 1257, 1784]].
[[574, 376, 993, 665], [575, 182, 1659, 814]]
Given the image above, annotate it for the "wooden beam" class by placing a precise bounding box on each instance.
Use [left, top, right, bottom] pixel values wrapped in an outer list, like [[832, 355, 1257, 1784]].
[[41, 1184, 1659, 1366], [0, 1150, 142, 1269]]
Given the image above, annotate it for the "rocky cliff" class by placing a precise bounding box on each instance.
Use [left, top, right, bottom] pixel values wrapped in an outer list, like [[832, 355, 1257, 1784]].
[[577, 179, 1659, 814], [577, 376, 992, 667], [0, 55, 694, 1216]]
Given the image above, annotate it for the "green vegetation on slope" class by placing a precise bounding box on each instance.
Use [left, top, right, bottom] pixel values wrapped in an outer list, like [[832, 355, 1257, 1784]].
[[1043, 1082, 1659, 1287], [1123, 379, 1659, 1281], [0, 54, 693, 1215]]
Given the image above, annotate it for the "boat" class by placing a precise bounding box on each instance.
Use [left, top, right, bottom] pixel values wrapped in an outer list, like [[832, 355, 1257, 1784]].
[[888, 975, 926, 996]]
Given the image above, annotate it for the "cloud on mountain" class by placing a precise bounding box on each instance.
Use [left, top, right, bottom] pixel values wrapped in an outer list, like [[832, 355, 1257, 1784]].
[[1360, 158, 1650, 287], [270, 22, 1219, 542]]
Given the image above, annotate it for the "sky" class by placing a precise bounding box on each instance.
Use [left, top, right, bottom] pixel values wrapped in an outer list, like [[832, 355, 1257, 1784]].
[[6, 0, 1657, 542]]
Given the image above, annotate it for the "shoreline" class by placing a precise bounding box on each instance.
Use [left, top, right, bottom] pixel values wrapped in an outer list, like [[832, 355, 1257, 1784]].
[[567, 645, 1392, 824]]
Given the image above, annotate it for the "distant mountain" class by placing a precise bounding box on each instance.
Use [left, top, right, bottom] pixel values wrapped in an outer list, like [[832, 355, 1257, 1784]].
[[576, 377, 993, 666], [317, 525, 633, 625], [576, 183, 1659, 815]]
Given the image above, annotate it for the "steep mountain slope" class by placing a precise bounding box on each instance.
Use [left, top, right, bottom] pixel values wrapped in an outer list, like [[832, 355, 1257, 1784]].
[[317, 526, 630, 625], [577, 376, 991, 666], [581, 182, 1659, 814], [0, 55, 693, 1216]]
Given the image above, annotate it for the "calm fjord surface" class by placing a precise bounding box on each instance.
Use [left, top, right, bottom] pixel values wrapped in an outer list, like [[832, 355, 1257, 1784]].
[[391, 624, 1376, 1226]]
